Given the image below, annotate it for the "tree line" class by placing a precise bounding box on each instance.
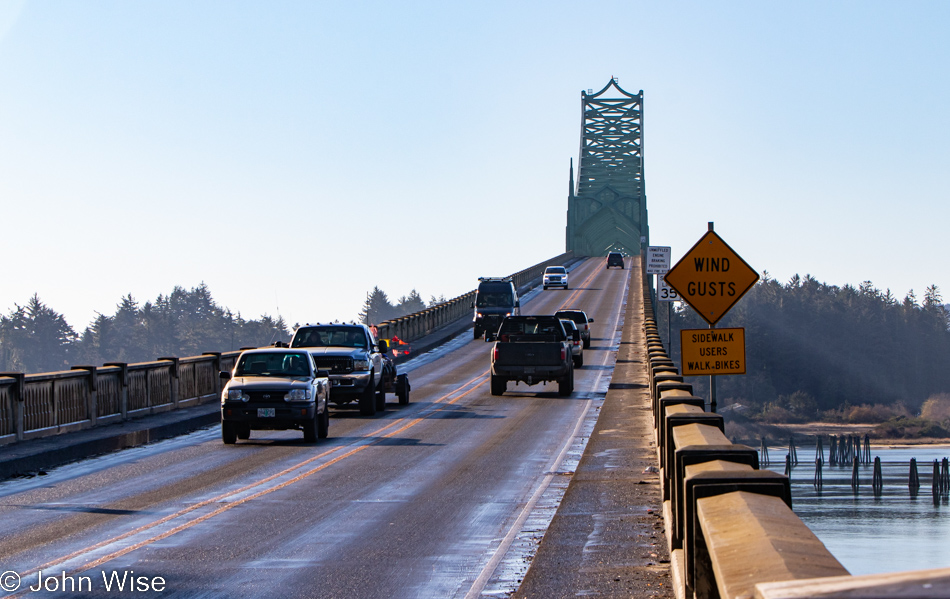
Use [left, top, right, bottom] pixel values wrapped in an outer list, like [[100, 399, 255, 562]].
[[358, 287, 444, 325], [0, 284, 288, 374], [1, 284, 447, 375], [661, 273, 950, 418]]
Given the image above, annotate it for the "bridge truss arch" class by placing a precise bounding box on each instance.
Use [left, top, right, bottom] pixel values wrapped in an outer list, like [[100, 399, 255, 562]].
[[566, 78, 648, 257]]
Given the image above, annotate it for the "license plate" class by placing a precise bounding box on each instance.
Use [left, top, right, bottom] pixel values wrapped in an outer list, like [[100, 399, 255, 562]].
[[524, 366, 535, 374], [257, 408, 276, 417]]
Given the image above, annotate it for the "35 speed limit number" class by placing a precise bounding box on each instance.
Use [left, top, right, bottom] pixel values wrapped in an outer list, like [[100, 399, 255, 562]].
[[657, 276, 679, 302]]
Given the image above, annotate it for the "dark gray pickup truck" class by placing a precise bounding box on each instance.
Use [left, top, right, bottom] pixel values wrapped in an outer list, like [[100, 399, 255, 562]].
[[489, 315, 575, 396]]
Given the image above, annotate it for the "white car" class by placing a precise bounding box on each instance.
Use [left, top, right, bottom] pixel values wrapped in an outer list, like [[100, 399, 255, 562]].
[[543, 266, 569, 290], [559, 319, 584, 367]]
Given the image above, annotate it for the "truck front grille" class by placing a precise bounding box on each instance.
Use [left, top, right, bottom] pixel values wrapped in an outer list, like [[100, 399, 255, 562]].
[[312, 356, 354, 374]]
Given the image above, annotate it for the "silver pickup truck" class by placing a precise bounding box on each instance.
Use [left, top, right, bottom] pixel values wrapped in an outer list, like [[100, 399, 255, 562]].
[[290, 323, 387, 415], [219, 348, 330, 443]]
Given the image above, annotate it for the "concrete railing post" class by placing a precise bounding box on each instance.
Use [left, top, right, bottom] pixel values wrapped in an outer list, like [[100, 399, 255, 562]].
[[202, 353, 223, 395], [71, 366, 98, 425], [1, 372, 25, 441], [159, 357, 180, 408]]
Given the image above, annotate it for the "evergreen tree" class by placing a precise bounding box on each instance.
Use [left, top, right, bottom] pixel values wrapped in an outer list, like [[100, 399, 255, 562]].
[[396, 289, 426, 315], [0, 295, 77, 372], [358, 287, 396, 325]]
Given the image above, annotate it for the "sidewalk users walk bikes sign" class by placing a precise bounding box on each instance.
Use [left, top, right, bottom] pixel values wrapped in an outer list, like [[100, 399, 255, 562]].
[[680, 328, 746, 375], [663, 230, 759, 325]]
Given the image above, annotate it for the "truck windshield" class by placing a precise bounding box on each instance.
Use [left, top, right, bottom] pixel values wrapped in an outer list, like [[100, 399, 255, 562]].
[[476, 283, 513, 308], [292, 326, 367, 349], [235, 352, 310, 377]]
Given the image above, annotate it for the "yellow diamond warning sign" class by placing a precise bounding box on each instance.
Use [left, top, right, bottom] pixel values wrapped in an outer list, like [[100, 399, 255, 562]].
[[680, 328, 746, 376], [664, 230, 758, 325]]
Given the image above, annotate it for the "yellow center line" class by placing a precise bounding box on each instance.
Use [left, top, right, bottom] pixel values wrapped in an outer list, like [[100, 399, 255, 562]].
[[11, 372, 489, 591], [557, 259, 603, 310]]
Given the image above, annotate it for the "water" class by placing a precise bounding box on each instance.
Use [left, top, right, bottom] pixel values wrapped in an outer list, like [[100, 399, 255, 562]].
[[765, 443, 950, 576]]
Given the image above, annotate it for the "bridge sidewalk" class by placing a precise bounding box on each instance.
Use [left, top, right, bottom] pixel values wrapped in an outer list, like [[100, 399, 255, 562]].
[[514, 258, 674, 598]]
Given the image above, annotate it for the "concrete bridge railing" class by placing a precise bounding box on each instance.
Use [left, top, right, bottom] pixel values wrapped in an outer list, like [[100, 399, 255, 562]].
[[0, 252, 575, 447], [375, 250, 574, 343], [0, 352, 242, 445], [640, 267, 950, 598]]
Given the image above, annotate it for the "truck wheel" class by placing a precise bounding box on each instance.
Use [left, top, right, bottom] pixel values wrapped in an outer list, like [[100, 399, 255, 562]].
[[543, 285, 548, 290], [490, 375, 506, 396], [573, 354, 584, 368], [558, 369, 573, 396], [317, 405, 329, 439], [303, 412, 318, 442], [397, 375, 410, 405], [359, 376, 377, 416], [222, 422, 237, 444], [583, 337, 591, 349], [237, 425, 251, 440], [474, 328, 481, 340], [375, 382, 386, 413]]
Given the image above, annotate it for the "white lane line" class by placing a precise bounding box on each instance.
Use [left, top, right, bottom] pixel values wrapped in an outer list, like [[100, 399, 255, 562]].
[[464, 266, 630, 599]]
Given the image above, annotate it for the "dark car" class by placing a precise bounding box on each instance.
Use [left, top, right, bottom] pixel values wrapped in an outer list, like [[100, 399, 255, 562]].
[[606, 252, 624, 269], [220, 348, 330, 444], [554, 309, 594, 349]]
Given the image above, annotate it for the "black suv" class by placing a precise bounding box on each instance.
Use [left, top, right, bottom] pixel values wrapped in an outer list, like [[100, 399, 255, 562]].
[[606, 252, 624, 269], [472, 277, 520, 340]]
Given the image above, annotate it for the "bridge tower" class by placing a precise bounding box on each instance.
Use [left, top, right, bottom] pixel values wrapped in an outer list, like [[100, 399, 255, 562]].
[[566, 78, 648, 256]]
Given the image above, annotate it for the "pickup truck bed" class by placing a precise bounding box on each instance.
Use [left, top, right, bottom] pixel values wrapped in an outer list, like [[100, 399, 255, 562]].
[[490, 317, 574, 396]]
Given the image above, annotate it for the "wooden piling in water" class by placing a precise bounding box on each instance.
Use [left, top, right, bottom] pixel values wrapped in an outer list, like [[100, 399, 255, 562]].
[[814, 457, 823, 490], [816, 436, 824, 466], [932, 460, 940, 505], [851, 457, 860, 493], [872, 456, 883, 497], [909, 458, 920, 497], [760, 437, 770, 467]]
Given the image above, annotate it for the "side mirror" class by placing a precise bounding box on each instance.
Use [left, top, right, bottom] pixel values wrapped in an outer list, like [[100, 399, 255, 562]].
[[316, 369, 331, 378], [378, 339, 389, 353], [219, 371, 231, 381], [588, 318, 594, 323]]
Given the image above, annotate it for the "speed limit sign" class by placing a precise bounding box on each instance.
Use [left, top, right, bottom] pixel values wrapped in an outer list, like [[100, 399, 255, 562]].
[[657, 275, 680, 302]]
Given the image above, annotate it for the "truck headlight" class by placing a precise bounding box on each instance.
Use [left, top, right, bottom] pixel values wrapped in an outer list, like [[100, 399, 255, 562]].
[[354, 359, 370, 370], [285, 389, 312, 401], [226, 389, 251, 402]]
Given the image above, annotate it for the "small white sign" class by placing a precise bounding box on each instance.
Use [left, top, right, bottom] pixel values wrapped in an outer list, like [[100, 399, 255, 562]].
[[646, 246, 671, 274], [657, 275, 680, 302]]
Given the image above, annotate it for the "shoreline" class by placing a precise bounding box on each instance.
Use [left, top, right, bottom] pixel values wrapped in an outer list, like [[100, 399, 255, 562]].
[[732, 421, 950, 447]]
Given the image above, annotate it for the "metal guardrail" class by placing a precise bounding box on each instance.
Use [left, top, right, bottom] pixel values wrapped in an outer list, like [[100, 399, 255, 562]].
[[0, 251, 575, 446]]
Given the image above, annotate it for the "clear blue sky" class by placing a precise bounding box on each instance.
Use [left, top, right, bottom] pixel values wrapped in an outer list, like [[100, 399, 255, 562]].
[[1, 1, 948, 331]]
